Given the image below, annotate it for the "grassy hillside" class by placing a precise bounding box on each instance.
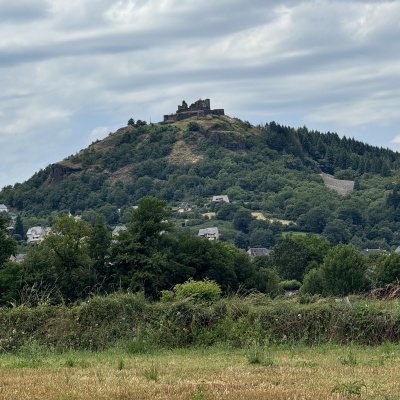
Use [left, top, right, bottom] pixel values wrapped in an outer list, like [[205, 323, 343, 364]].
[[2, 114, 400, 249]]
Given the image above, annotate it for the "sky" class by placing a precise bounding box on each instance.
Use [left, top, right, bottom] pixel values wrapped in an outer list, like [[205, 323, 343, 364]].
[[1, 0, 400, 188]]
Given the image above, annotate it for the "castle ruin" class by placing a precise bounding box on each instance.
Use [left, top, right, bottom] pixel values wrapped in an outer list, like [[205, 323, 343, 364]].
[[163, 99, 224, 123]]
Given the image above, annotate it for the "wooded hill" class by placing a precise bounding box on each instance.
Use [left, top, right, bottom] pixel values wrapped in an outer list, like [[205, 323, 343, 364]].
[[2, 114, 400, 250]]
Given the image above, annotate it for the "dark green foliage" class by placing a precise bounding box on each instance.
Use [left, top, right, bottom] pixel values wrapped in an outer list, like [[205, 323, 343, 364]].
[[110, 197, 176, 297], [375, 253, 400, 286], [232, 209, 254, 233], [2, 116, 400, 255], [3, 294, 400, 353], [301, 268, 324, 295], [320, 244, 369, 296], [14, 215, 25, 240], [0, 215, 17, 267], [271, 236, 309, 281], [0, 261, 23, 305], [23, 216, 94, 303]]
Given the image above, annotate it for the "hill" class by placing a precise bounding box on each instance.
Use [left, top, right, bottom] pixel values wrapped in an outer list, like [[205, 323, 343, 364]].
[[2, 111, 400, 250]]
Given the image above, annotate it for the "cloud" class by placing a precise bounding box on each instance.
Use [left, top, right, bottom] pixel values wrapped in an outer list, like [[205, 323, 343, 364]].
[[1, 0, 400, 187], [0, 0, 50, 23]]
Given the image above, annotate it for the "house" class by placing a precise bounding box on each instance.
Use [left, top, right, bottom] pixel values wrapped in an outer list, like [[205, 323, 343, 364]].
[[177, 202, 192, 213], [212, 195, 230, 203], [247, 248, 271, 258], [360, 248, 390, 257], [10, 254, 26, 263], [112, 225, 127, 237], [198, 227, 219, 241], [0, 204, 8, 213], [26, 226, 50, 244]]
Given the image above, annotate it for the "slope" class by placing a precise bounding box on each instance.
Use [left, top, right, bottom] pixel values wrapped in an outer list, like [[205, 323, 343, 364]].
[[2, 114, 400, 249]]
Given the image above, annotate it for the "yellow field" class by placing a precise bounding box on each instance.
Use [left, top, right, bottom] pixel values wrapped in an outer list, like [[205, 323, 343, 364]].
[[1, 344, 400, 399]]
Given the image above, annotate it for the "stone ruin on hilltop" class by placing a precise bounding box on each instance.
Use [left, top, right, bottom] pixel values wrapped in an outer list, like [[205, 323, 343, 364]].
[[163, 99, 224, 123]]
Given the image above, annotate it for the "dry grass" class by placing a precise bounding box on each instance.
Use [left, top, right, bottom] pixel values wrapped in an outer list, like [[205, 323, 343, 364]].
[[167, 140, 202, 164], [202, 212, 216, 219], [1, 344, 400, 399], [251, 212, 267, 220]]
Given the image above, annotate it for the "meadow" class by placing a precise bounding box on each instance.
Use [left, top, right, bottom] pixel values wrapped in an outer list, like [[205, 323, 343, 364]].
[[2, 293, 400, 399], [1, 343, 400, 399]]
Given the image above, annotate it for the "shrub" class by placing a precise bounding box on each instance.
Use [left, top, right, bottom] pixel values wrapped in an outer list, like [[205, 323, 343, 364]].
[[301, 268, 324, 295], [188, 122, 200, 132], [174, 278, 222, 302]]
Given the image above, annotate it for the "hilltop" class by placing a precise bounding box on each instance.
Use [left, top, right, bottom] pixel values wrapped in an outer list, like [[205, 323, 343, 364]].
[[1, 102, 400, 250]]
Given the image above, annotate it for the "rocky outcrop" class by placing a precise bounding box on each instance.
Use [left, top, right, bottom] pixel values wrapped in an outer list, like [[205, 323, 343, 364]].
[[321, 173, 354, 196], [50, 163, 82, 183]]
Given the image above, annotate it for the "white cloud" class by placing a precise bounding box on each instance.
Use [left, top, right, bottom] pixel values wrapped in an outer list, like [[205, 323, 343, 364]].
[[1, 0, 400, 187], [87, 126, 114, 144]]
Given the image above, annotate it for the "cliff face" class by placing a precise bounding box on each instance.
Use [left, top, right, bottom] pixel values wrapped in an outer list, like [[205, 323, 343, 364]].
[[50, 163, 82, 184]]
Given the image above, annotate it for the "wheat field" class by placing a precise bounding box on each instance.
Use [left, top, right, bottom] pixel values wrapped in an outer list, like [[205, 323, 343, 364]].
[[1, 344, 400, 399]]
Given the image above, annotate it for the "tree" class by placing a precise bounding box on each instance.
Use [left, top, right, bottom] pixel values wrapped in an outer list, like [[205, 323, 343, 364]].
[[0, 261, 23, 305], [233, 210, 253, 233], [301, 268, 324, 295], [320, 244, 369, 296], [374, 253, 400, 287], [111, 197, 176, 297], [323, 219, 351, 246], [295, 235, 331, 273], [297, 207, 328, 234], [14, 215, 25, 240], [249, 228, 275, 248], [88, 216, 112, 290], [234, 232, 248, 249], [271, 235, 309, 281], [0, 215, 16, 267], [23, 216, 93, 302]]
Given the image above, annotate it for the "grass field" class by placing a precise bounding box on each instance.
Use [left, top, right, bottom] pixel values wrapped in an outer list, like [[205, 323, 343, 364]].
[[1, 343, 400, 399]]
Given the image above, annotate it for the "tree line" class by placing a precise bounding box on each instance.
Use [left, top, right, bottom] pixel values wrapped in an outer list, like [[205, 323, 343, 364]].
[[1, 197, 400, 306]]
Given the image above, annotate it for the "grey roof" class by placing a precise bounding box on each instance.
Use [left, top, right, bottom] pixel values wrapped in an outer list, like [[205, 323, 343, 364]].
[[112, 225, 127, 233], [212, 195, 229, 203], [26, 226, 45, 235], [247, 248, 271, 257], [360, 248, 390, 257], [0, 204, 8, 211], [198, 227, 219, 236]]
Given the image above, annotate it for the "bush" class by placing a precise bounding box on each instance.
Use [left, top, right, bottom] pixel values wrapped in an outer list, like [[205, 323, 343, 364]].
[[188, 122, 200, 132], [301, 268, 324, 295], [173, 278, 222, 302]]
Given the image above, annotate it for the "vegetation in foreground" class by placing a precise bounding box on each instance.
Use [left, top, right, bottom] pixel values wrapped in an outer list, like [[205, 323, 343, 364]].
[[1, 292, 400, 354], [1, 343, 400, 399], [1, 288, 400, 399]]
